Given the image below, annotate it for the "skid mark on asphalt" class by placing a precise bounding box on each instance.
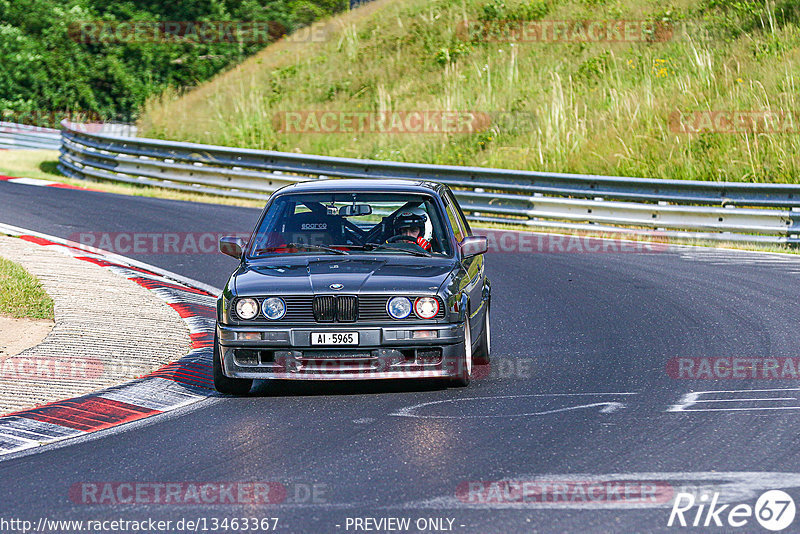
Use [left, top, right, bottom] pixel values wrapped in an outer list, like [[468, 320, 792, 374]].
[[677, 248, 800, 273], [390, 392, 637, 419], [0, 231, 219, 457]]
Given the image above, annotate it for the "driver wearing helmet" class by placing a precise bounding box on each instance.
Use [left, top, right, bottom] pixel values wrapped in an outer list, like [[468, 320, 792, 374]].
[[393, 208, 433, 252]]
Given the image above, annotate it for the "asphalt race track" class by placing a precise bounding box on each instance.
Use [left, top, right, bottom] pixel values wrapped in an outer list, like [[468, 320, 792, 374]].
[[3, 180, 800, 533]]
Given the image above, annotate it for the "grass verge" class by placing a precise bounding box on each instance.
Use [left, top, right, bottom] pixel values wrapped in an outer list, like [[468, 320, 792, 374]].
[[0, 255, 54, 320]]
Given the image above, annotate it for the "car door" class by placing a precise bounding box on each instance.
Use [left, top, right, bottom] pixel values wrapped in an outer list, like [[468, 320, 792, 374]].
[[443, 189, 485, 343]]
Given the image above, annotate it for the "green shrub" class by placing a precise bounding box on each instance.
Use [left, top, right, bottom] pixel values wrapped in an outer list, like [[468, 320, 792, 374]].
[[0, 0, 348, 124]]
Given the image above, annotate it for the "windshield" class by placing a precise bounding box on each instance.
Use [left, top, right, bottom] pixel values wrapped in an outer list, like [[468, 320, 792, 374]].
[[247, 191, 454, 258]]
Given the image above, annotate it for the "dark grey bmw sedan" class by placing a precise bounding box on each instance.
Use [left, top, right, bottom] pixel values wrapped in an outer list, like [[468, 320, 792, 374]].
[[214, 179, 490, 394]]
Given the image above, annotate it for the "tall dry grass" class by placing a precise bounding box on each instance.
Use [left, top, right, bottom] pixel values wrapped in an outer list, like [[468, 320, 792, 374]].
[[140, 0, 800, 183]]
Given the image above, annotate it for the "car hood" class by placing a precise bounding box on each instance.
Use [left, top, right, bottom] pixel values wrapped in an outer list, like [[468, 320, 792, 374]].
[[233, 256, 457, 296]]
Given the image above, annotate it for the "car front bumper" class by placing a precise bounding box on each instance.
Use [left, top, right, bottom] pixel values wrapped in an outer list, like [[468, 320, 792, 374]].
[[217, 323, 467, 380]]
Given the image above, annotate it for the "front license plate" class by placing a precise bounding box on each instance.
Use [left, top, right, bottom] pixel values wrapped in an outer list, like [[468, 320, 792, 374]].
[[311, 332, 359, 345]]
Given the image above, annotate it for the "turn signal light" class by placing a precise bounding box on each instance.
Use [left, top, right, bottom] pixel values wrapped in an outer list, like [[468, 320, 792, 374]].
[[412, 330, 438, 339]]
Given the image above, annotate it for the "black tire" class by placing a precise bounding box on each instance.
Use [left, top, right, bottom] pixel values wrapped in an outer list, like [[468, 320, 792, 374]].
[[213, 331, 253, 395], [451, 316, 472, 387], [472, 303, 491, 365]]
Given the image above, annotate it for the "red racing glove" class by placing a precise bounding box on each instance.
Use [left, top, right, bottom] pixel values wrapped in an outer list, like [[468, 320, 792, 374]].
[[416, 236, 432, 251]]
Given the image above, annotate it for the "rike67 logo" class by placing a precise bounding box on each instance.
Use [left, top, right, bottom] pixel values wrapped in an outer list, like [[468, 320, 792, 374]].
[[668, 490, 795, 531]]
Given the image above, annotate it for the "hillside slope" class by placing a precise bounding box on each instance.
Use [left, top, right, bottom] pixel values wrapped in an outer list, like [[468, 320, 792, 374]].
[[140, 0, 800, 183]]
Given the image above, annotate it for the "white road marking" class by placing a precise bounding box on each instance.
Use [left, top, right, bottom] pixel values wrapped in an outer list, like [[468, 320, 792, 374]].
[[668, 388, 800, 412], [391, 392, 635, 419], [6, 177, 56, 186], [0, 435, 39, 454]]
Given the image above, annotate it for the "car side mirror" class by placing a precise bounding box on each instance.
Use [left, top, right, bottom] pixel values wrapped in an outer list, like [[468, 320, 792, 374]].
[[460, 236, 488, 258], [219, 236, 246, 259]]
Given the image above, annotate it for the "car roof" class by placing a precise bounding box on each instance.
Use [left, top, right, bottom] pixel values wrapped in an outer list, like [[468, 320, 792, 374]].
[[277, 178, 444, 195]]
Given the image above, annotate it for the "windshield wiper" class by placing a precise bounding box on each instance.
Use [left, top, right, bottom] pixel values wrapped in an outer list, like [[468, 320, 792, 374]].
[[363, 243, 431, 257], [255, 243, 349, 255]]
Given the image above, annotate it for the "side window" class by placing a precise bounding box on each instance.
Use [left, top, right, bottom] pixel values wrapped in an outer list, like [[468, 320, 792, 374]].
[[445, 199, 465, 243], [450, 192, 472, 236], [444, 190, 470, 238]]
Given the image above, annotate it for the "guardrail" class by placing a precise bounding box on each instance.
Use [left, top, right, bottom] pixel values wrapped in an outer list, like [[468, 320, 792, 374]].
[[57, 120, 800, 244], [0, 121, 137, 150], [0, 122, 61, 150]]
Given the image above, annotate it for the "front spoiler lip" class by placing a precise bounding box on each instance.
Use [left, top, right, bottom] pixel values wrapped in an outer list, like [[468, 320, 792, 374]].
[[222, 348, 465, 380], [224, 369, 456, 380]]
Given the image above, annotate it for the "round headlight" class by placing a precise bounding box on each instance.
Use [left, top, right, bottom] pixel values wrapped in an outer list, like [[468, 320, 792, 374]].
[[387, 297, 412, 319], [235, 298, 259, 320], [262, 297, 286, 320], [414, 297, 440, 319]]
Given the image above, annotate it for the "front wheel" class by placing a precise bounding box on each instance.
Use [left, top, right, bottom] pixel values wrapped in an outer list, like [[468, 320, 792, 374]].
[[472, 304, 491, 365], [451, 317, 472, 387], [213, 331, 253, 395]]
